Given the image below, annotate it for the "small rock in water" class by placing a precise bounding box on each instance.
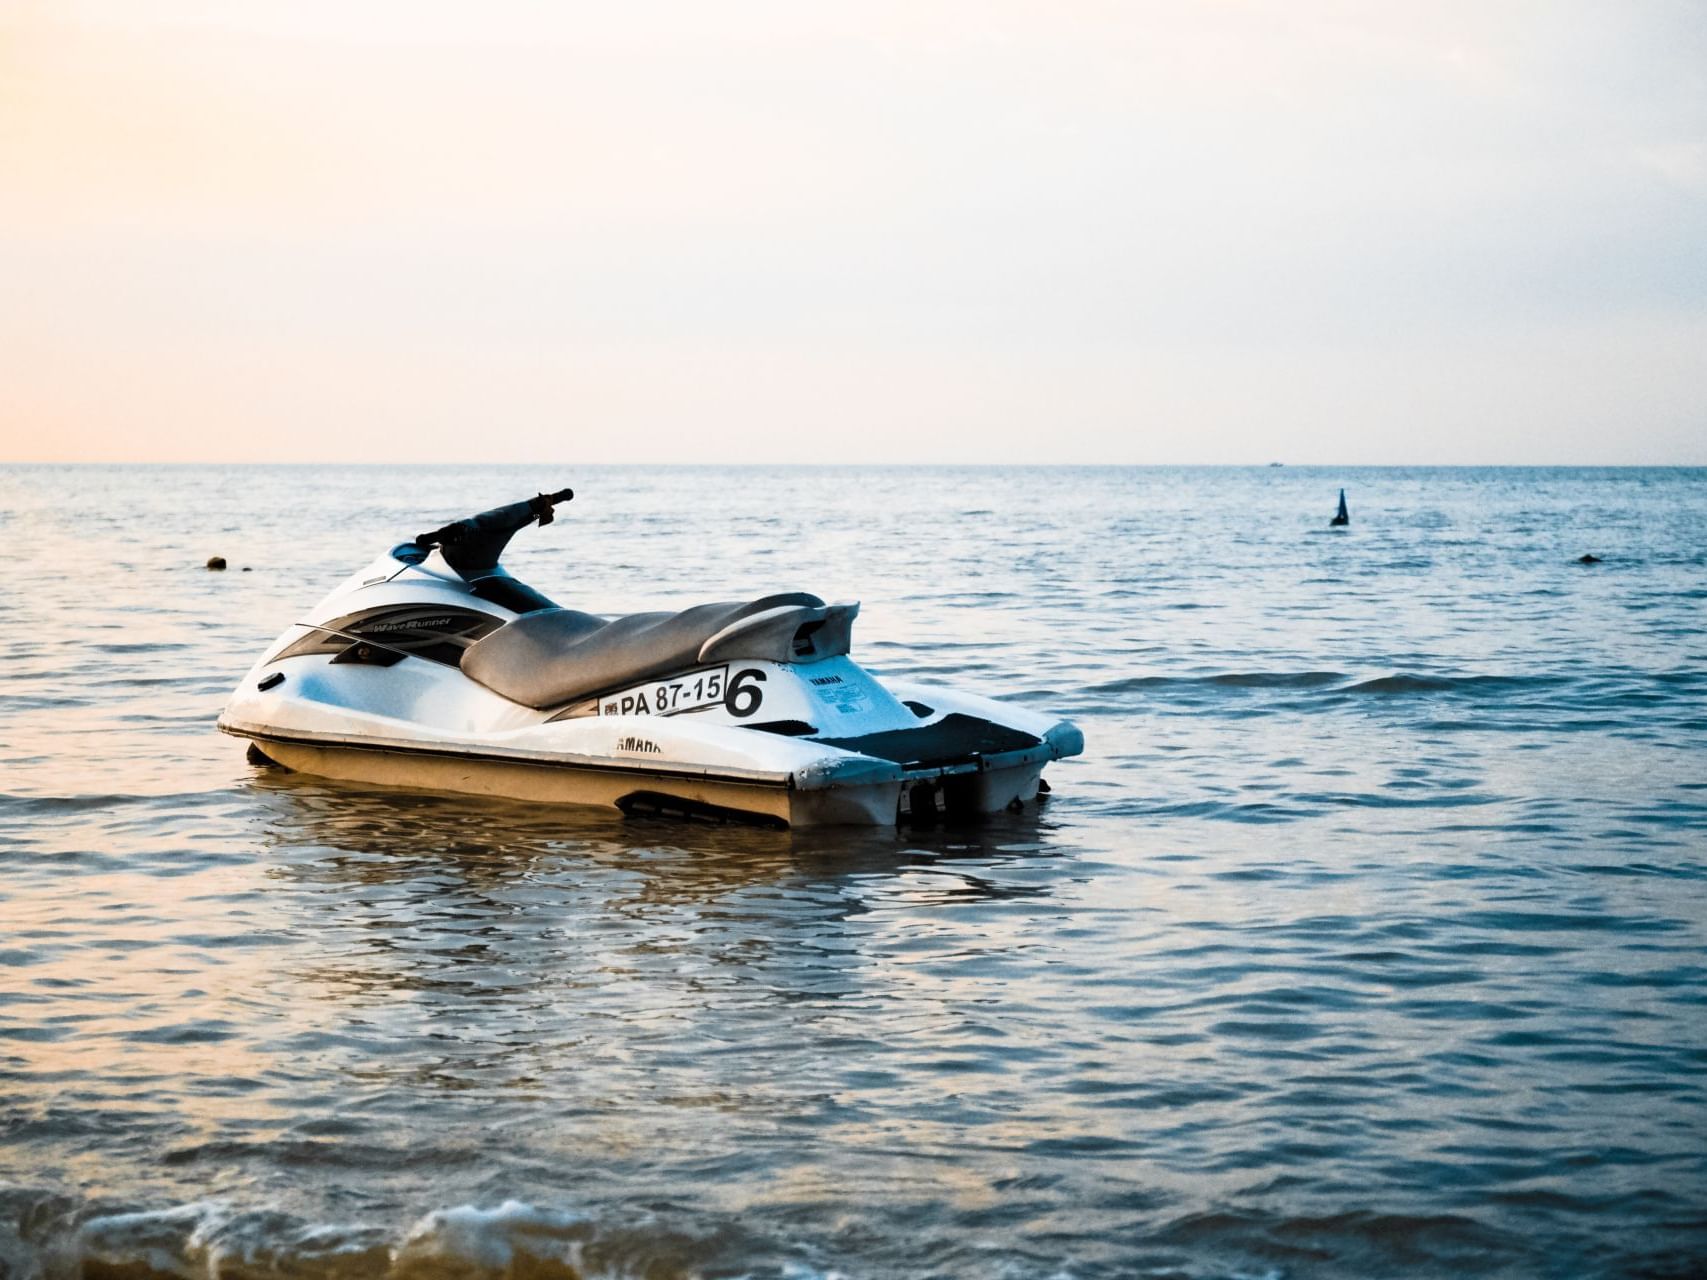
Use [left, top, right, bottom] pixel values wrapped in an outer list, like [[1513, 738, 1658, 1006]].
[[1577, 553, 1602, 564], [206, 556, 227, 570]]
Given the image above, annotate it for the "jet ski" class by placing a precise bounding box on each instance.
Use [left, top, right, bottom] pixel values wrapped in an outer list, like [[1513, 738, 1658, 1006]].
[[218, 488, 1083, 827]]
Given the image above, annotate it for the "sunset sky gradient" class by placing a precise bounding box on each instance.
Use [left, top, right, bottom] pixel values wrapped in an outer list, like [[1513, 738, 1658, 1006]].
[[2, 1, 1703, 463]]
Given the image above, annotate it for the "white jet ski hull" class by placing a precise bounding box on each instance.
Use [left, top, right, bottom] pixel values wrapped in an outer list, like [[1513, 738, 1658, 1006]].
[[218, 490, 1083, 827], [221, 660, 1074, 827], [231, 734, 1049, 827]]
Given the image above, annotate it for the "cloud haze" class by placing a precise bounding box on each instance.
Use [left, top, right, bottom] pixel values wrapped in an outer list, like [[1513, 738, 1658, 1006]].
[[2, 0, 1703, 462]]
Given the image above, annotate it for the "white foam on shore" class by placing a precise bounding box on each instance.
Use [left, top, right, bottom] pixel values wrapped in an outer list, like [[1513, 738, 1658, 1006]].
[[393, 1199, 591, 1276], [7, 1193, 859, 1280], [78, 1200, 232, 1279]]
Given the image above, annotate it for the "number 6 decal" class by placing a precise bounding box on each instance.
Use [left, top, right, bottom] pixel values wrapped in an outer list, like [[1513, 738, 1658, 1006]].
[[725, 667, 766, 717]]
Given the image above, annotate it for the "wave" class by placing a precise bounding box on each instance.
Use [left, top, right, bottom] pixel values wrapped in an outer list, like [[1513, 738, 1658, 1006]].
[[1087, 672, 1348, 695], [0, 1195, 850, 1280], [1083, 671, 1593, 701], [10, 1189, 1526, 1280], [1344, 673, 1476, 694], [0, 792, 219, 816]]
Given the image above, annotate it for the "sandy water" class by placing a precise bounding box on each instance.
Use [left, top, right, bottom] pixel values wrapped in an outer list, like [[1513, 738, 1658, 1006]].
[[1, 464, 1704, 1279]]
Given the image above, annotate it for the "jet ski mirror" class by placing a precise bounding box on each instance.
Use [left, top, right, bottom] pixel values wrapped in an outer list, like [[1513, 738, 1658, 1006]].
[[414, 487, 574, 576]]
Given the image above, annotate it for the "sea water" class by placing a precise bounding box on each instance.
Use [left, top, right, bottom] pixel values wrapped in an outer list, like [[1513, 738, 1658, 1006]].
[[0, 465, 1703, 1279]]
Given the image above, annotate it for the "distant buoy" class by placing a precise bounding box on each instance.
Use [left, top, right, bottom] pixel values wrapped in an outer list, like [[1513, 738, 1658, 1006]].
[[1329, 489, 1349, 527], [1577, 554, 1602, 564], [206, 556, 227, 570]]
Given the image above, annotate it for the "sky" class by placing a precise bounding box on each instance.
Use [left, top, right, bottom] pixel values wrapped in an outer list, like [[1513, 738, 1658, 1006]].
[[1, 0, 1703, 464]]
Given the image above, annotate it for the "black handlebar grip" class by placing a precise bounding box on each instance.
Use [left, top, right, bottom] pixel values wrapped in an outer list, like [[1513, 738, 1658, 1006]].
[[529, 488, 573, 524]]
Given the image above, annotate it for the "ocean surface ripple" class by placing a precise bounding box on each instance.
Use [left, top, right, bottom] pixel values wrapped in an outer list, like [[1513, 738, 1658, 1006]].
[[1, 465, 1704, 1279]]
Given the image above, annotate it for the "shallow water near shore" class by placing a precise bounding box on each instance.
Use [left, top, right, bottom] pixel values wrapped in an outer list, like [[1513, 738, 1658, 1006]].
[[2, 464, 1705, 1279]]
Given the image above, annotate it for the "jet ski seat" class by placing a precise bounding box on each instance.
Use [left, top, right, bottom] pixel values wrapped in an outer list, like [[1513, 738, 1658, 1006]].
[[460, 592, 859, 709]]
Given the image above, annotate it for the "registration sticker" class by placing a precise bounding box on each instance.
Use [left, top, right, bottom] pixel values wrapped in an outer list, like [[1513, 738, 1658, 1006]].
[[809, 673, 870, 716], [599, 666, 729, 718]]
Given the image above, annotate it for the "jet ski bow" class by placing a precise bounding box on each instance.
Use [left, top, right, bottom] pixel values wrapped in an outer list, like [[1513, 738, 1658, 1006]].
[[218, 487, 1084, 826]]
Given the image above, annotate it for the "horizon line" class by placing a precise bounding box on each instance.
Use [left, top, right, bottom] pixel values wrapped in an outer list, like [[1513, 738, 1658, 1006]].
[[2, 460, 1704, 470]]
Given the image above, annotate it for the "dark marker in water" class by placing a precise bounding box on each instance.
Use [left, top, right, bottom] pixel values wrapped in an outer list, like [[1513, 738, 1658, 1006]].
[[1329, 489, 1349, 527]]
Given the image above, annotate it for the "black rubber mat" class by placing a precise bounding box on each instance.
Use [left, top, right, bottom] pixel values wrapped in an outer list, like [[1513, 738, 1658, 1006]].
[[815, 713, 1041, 767]]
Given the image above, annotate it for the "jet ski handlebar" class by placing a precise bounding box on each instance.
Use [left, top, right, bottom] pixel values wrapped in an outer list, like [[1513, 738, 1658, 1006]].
[[412, 487, 573, 575]]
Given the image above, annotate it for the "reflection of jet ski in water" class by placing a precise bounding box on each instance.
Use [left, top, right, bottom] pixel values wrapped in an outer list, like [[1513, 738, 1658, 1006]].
[[219, 489, 1084, 827]]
